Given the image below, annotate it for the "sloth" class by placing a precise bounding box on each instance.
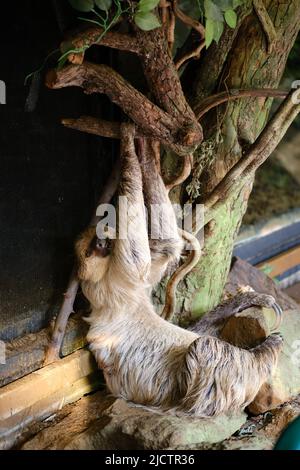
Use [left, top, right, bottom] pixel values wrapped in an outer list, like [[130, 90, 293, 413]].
[[75, 123, 283, 418]]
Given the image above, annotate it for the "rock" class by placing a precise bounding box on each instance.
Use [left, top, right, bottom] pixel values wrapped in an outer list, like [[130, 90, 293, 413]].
[[249, 308, 300, 414], [258, 403, 300, 439], [170, 400, 300, 450], [224, 258, 300, 414], [22, 393, 247, 450], [220, 307, 269, 348], [66, 400, 247, 450]]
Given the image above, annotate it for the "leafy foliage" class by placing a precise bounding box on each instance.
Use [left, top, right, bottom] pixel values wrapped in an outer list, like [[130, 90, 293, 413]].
[[203, 0, 243, 48], [134, 0, 161, 30], [25, 0, 244, 85], [68, 1, 243, 44], [134, 11, 161, 31], [69, 0, 161, 31], [173, 0, 243, 57]]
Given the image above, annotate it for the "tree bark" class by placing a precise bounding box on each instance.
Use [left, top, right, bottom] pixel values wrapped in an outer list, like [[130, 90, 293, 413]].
[[177, 0, 300, 321]]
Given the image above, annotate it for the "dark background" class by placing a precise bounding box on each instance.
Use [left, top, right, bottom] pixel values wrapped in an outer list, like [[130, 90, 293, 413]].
[[0, 0, 117, 341]]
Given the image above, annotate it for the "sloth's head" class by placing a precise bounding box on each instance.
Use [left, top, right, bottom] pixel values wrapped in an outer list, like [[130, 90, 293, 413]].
[[75, 226, 113, 283]]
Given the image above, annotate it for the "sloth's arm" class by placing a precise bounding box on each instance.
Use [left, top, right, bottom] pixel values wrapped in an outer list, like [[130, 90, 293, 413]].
[[136, 138, 183, 280], [111, 123, 151, 283], [188, 290, 282, 336]]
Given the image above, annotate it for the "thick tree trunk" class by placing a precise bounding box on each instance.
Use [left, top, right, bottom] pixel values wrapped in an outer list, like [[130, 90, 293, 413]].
[[177, 0, 300, 322]]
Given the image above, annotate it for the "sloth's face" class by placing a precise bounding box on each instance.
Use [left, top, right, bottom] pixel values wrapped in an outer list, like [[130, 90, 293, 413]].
[[95, 237, 112, 258], [86, 236, 112, 258]]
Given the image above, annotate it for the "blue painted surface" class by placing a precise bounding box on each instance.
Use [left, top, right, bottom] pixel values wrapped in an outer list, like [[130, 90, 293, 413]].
[[234, 220, 300, 266], [274, 416, 300, 450]]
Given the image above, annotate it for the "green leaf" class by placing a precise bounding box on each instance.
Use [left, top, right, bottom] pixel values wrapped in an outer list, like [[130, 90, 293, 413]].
[[95, 0, 112, 10], [69, 0, 94, 12], [204, 0, 223, 21], [134, 11, 161, 31], [205, 18, 215, 48], [213, 20, 224, 42], [137, 0, 160, 13], [224, 9, 237, 28]]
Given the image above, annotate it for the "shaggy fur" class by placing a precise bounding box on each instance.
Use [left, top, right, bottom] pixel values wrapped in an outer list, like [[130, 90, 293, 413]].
[[76, 123, 283, 417]]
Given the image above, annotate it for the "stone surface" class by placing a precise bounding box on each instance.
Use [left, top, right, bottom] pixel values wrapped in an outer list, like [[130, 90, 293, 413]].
[[220, 307, 269, 348], [249, 308, 300, 414], [18, 391, 300, 451], [224, 258, 300, 414], [21, 393, 246, 450]]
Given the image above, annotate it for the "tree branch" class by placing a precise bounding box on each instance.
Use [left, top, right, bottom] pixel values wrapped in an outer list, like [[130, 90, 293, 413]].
[[175, 40, 205, 71], [61, 22, 203, 151], [62, 26, 143, 65], [46, 62, 200, 155], [173, 0, 205, 37], [185, 88, 300, 235], [166, 154, 193, 191], [253, 0, 277, 54], [162, 229, 201, 321], [204, 88, 300, 213], [195, 88, 288, 120], [135, 27, 203, 142], [62, 116, 130, 139], [167, 9, 176, 55]]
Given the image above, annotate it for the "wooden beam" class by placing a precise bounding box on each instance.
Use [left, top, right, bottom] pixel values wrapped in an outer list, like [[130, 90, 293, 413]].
[[0, 349, 101, 450], [0, 313, 87, 387], [257, 245, 300, 278]]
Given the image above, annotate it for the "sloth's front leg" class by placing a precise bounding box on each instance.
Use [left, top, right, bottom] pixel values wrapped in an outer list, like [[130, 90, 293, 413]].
[[188, 289, 283, 337]]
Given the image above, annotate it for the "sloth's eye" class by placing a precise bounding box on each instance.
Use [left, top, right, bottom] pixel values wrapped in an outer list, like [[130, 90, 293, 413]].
[[96, 237, 111, 249], [95, 237, 112, 257]]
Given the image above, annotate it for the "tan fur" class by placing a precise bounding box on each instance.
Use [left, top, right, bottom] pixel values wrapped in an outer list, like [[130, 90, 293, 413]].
[[76, 124, 283, 418]]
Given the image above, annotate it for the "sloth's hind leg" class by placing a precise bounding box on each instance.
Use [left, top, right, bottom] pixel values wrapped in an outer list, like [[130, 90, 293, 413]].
[[178, 333, 283, 417]]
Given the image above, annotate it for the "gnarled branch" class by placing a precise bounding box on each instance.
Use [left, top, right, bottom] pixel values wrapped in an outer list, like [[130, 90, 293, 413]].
[[46, 62, 201, 155], [60, 21, 203, 150], [135, 26, 202, 140], [62, 26, 143, 65], [195, 88, 288, 120], [173, 0, 205, 37], [175, 40, 205, 71], [184, 88, 300, 235], [62, 116, 133, 139]]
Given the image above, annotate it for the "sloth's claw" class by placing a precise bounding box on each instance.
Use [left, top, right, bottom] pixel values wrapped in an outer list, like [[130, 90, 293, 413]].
[[271, 301, 283, 332]]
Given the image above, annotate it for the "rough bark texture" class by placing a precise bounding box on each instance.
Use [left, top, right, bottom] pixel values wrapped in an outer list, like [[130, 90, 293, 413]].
[[178, 0, 300, 320]]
